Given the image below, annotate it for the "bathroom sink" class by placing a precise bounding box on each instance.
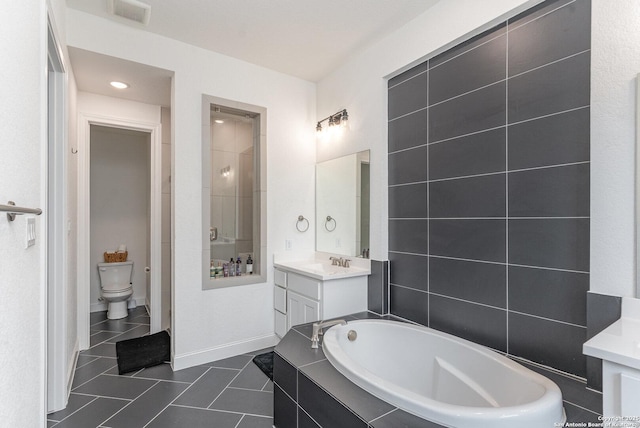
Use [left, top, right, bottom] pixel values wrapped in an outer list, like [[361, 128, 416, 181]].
[[300, 263, 342, 275], [274, 259, 370, 280]]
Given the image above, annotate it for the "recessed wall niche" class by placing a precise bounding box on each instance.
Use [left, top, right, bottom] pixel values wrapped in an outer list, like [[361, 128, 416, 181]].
[[202, 95, 267, 289]]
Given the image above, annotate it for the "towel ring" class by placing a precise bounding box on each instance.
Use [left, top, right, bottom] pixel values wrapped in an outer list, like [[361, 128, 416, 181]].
[[325, 215, 337, 232], [296, 215, 309, 232]]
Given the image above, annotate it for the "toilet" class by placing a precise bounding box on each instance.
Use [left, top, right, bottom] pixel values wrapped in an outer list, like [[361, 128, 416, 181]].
[[97, 260, 134, 319]]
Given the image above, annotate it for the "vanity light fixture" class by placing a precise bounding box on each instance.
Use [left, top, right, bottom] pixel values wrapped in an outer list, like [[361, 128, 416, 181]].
[[220, 166, 231, 177], [316, 109, 348, 133], [214, 119, 224, 124], [110, 81, 129, 89]]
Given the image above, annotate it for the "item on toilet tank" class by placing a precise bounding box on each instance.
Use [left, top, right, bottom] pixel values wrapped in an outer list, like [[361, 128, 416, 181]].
[[97, 260, 134, 319], [246, 255, 253, 275], [104, 250, 128, 263], [117, 244, 127, 253], [210, 260, 215, 278]]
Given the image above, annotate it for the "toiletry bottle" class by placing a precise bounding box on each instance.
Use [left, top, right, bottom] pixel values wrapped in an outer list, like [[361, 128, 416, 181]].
[[223, 262, 229, 277], [236, 256, 241, 277], [229, 258, 235, 277], [210, 260, 215, 278], [246, 255, 253, 275]]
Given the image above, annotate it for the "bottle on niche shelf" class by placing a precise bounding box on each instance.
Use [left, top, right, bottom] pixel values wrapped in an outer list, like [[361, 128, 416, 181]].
[[229, 258, 235, 277], [236, 256, 242, 277], [246, 255, 253, 275]]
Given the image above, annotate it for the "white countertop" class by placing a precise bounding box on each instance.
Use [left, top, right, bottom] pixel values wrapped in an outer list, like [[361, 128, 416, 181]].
[[583, 297, 640, 370], [273, 252, 371, 281]]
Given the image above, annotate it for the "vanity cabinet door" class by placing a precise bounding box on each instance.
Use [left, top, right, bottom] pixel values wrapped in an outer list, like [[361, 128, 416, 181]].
[[287, 291, 320, 328], [274, 311, 287, 338]]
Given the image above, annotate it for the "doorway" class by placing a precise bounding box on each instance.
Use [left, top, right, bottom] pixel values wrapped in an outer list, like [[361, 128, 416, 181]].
[[89, 125, 150, 316], [77, 115, 162, 351]]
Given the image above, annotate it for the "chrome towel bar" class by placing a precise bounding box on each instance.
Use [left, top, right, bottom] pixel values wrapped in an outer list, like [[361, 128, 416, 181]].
[[1, 201, 43, 221]]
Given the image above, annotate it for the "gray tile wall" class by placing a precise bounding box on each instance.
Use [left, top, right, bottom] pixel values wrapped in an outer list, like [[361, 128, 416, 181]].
[[367, 260, 388, 314], [387, 0, 591, 378]]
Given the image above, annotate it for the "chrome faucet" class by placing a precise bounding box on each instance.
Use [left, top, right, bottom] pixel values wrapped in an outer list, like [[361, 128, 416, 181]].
[[311, 319, 347, 348], [329, 257, 351, 268]]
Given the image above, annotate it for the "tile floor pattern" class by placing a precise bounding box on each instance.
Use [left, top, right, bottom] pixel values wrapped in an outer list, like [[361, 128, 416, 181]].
[[47, 307, 274, 428]]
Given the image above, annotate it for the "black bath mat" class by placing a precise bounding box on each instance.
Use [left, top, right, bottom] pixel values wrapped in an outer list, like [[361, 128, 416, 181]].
[[252, 351, 274, 381], [115, 330, 171, 375]]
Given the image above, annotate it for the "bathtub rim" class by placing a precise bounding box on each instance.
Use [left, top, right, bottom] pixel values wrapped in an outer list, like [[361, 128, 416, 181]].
[[322, 319, 566, 426]]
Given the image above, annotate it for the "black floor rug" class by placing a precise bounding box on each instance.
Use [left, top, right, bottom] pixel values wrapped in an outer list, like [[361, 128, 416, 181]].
[[252, 351, 274, 381], [116, 330, 171, 375]]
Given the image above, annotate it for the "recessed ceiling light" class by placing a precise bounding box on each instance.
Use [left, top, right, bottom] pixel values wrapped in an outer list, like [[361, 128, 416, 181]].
[[110, 81, 129, 89], [214, 119, 224, 124]]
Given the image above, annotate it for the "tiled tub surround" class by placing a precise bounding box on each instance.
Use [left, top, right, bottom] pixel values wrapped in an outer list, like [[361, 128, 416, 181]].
[[273, 313, 602, 428], [388, 0, 591, 378]]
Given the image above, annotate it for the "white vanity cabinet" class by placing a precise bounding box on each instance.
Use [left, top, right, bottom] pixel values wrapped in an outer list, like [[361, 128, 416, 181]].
[[274, 269, 288, 338], [273, 266, 368, 338]]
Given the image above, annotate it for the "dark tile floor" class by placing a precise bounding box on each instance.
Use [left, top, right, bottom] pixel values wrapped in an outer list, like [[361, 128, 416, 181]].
[[47, 307, 274, 428]]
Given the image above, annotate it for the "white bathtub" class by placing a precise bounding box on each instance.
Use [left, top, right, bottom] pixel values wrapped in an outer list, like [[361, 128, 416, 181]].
[[322, 319, 566, 428]]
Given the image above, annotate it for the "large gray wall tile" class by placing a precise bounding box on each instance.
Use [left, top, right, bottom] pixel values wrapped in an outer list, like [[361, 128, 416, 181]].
[[509, 218, 589, 271], [429, 174, 506, 218], [429, 128, 505, 180], [430, 295, 507, 352], [508, 312, 587, 377], [508, 107, 590, 170], [430, 257, 506, 308], [430, 34, 506, 105], [508, 0, 591, 76], [509, 163, 590, 217], [429, 81, 506, 143], [430, 219, 506, 262], [508, 52, 590, 123], [509, 266, 588, 325]]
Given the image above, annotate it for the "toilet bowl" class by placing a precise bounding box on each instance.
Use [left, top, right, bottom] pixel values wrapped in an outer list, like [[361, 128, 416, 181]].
[[97, 260, 134, 319]]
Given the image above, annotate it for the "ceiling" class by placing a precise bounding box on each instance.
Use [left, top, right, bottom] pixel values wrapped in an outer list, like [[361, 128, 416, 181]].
[[68, 47, 173, 107], [66, 0, 439, 90]]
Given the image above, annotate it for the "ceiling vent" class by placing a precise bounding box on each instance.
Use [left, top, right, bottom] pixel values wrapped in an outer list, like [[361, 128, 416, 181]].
[[107, 0, 151, 26]]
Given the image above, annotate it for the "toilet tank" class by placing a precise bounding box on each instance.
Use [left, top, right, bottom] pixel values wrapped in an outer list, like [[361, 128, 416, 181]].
[[98, 261, 134, 291]]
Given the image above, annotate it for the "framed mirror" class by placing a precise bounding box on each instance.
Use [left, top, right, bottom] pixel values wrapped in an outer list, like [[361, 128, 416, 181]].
[[316, 150, 370, 257]]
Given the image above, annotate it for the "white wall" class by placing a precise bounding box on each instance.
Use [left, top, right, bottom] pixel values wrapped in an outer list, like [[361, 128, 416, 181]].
[[65, 65, 79, 406], [67, 10, 317, 369], [0, 2, 48, 426], [590, 0, 640, 298], [90, 126, 150, 310], [161, 107, 171, 331]]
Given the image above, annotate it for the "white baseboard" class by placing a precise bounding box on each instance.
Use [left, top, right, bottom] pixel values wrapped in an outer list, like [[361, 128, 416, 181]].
[[172, 334, 278, 371], [90, 297, 146, 313]]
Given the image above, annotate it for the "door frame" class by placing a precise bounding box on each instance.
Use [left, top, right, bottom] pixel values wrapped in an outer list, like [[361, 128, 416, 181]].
[[77, 113, 162, 350], [46, 13, 68, 414]]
